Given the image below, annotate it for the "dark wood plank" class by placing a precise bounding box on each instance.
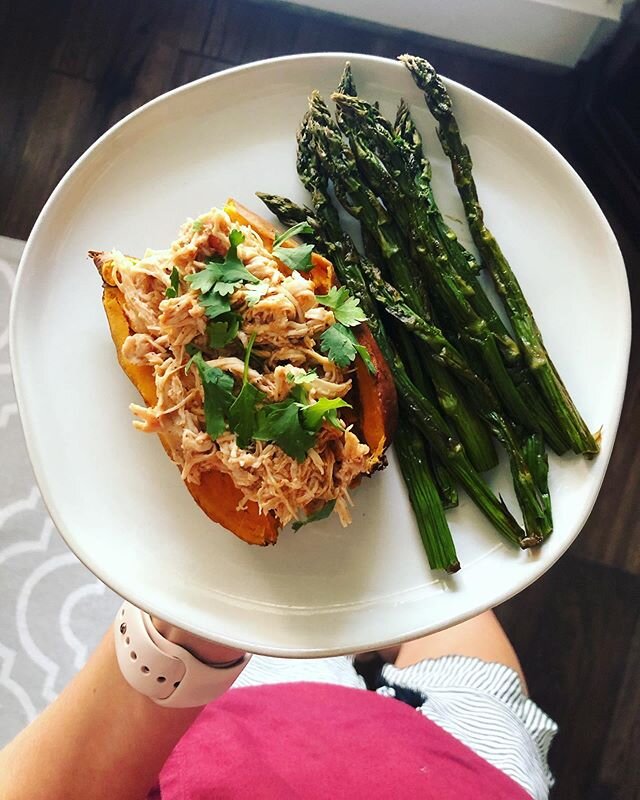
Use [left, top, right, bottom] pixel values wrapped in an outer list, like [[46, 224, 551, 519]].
[[203, 0, 304, 63], [567, 199, 640, 576], [496, 557, 640, 800], [593, 612, 640, 799], [0, 73, 99, 238], [176, 0, 217, 53], [51, 0, 121, 78], [289, 12, 375, 55], [0, 0, 70, 238], [172, 52, 233, 86]]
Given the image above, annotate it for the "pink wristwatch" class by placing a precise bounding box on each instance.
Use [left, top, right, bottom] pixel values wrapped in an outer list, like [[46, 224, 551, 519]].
[[114, 601, 249, 708]]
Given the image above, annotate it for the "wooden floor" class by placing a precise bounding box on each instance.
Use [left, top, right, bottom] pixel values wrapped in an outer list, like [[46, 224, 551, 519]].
[[2, 1, 638, 797]]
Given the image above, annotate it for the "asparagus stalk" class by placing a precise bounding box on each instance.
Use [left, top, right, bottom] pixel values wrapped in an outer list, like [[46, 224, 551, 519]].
[[392, 321, 460, 511], [400, 53, 599, 457], [395, 419, 460, 572], [307, 95, 498, 473], [429, 452, 459, 509]]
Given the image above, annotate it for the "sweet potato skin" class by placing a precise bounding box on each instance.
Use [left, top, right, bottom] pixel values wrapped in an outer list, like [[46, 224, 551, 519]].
[[90, 204, 396, 544], [353, 325, 397, 464]]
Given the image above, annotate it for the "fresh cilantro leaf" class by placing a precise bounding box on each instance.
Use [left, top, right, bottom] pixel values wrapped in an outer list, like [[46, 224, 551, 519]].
[[302, 397, 351, 432], [319, 323, 377, 375], [286, 371, 317, 403], [186, 229, 258, 297], [192, 219, 204, 232], [166, 266, 180, 298], [186, 266, 220, 294], [229, 229, 244, 248], [254, 400, 316, 463], [353, 339, 377, 375], [319, 323, 358, 368], [228, 334, 264, 448], [245, 281, 270, 307], [217, 230, 259, 285], [198, 291, 230, 320], [292, 375, 319, 401], [292, 500, 336, 531], [286, 370, 317, 385], [316, 286, 367, 327], [184, 343, 200, 375], [228, 381, 263, 449], [190, 352, 235, 440], [271, 222, 315, 273], [213, 281, 237, 297], [206, 313, 240, 349], [216, 266, 259, 285], [272, 222, 314, 248], [289, 384, 308, 404], [272, 242, 315, 273], [341, 324, 377, 375]]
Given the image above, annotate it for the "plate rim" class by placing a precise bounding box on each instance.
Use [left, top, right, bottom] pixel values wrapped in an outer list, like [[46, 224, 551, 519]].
[[9, 52, 632, 656]]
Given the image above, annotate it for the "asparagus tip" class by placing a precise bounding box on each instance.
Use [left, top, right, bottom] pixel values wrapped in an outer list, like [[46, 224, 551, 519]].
[[337, 61, 356, 96]]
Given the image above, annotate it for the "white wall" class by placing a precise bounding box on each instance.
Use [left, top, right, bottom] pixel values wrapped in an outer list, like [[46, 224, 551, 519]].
[[276, 0, 625, 67]]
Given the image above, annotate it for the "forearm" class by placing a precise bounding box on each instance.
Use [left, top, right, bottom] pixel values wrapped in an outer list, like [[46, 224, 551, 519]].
[[0, 625, 241, 800]]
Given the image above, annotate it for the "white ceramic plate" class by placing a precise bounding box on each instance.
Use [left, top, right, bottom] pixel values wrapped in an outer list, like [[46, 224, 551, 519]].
[[10, 53, 630, 656]]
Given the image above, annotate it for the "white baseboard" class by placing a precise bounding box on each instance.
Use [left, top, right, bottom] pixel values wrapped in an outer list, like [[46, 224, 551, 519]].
[[276, 0, 626, 66]]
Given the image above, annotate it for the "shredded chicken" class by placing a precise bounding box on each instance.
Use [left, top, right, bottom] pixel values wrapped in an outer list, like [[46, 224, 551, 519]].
[[110, 206, 372, 527]]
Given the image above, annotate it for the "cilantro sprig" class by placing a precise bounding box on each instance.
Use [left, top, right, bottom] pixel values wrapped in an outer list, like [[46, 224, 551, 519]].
[[186, 229, 260, 351], [271, 222, 315, 273], [245, 281, 270, 307], [301, 397, 350, 431], [315, 287, 375, 374], [286, 370, 317, 402], [253, 395, 351, 461], [319, 323, 376, 375], [207, 314, 240, 349], [316, 286, 367, 327], [166, 266, 180, 299], [186, 230, 258, 296], [227, 333, 264, 448], [292, 500, 337, 531], [253, 400, 317, 462], [188, 351, 235, 440]]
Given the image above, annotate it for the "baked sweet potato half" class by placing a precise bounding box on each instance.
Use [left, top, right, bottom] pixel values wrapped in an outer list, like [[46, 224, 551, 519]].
[[91, 201, 396, 545]]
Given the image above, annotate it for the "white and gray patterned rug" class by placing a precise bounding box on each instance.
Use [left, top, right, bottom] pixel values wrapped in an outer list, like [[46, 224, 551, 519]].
[[0, 237, 119, 745]]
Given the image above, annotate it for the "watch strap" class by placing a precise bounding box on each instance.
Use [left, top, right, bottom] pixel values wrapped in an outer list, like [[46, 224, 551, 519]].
[[114, 601, 249, 708]]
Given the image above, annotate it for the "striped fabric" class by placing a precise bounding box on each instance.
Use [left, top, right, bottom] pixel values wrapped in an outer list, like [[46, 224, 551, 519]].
[[380, 656, 557, 800], [231, 653, 556, 800], [233, 654, 366, 691]]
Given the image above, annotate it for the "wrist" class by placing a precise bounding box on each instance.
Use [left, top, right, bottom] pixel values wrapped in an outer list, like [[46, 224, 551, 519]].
[[149, 618, 245, 666], [114, 602, 248, 708]]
